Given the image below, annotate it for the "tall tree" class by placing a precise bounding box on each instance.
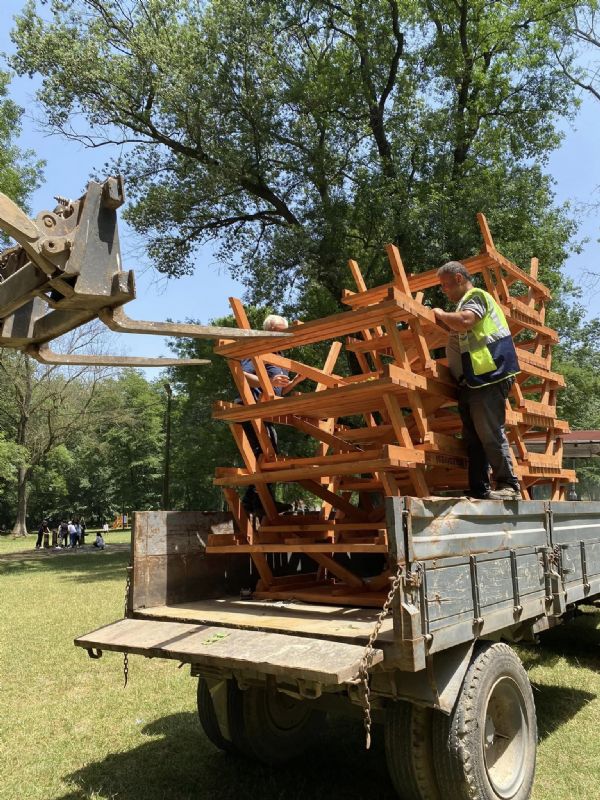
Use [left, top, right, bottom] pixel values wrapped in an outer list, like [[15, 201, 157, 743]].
[[88, 370, 165, 515], [0, 69, 43, 210], [10, 0, 583, 314], [0, 326, 110, 536], [553, 4, 600, 102]]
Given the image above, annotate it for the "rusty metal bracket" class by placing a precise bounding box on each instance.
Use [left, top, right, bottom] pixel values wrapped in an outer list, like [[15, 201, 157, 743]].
[[510, 549, 523, 616], [580, 540, 591, 593], [469, 555, 484, 632]]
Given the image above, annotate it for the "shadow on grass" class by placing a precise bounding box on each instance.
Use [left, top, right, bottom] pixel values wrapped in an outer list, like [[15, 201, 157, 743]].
[[52, 680, 598, 800], [50, 611, 598, 800], [56, 712, 394, 800], [532, 682, 597, 740], [0, 550, 130, 584], [518, 605, 600, 672]]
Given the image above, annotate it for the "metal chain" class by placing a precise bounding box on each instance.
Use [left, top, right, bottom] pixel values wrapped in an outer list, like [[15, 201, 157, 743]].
[[357, 560, 404, 750], [123, 565, 132, 688]]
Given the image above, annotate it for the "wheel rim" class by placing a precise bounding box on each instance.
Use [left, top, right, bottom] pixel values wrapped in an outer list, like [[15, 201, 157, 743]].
[[264, 690, 311, 731], [483, 676, 530, 799]]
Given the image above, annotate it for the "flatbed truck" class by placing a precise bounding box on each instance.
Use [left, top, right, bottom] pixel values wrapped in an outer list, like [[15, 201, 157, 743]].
[[75, 497, 600, 800]]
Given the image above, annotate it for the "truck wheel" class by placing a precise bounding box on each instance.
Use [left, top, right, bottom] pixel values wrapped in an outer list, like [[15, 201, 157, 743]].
[[227, 683, 325, 765], [433, 643, 537, 800], [385, 700, 441, 800], [196, 677, 237, 754]]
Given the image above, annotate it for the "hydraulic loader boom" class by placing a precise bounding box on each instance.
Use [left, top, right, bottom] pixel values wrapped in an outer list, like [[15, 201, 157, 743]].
[[0, 176, 288, 367]]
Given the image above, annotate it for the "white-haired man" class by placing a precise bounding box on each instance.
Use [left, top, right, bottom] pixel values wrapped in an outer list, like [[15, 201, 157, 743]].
[[433, 261, 521, 500]]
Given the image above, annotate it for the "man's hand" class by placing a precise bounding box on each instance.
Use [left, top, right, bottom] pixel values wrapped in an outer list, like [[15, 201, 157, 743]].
[[433, 308, 451, 331], [271, 373, 291, 388]]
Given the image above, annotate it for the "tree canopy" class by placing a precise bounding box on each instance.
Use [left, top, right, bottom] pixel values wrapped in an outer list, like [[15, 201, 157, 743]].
[[10, 0, 588, 314], [2, 0, 600, 525], [0, 69, 43, 210]]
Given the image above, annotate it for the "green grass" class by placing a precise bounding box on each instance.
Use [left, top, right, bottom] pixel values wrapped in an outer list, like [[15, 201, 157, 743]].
[[0, 528, 132, 556], [0, 550, 598, 800]]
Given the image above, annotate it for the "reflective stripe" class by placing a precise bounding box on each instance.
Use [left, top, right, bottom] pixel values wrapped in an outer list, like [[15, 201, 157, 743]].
[[456, 288, 520, 387]]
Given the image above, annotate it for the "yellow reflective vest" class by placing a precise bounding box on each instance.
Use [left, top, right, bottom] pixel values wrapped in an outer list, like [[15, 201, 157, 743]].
[[457, 288, 520, 388]]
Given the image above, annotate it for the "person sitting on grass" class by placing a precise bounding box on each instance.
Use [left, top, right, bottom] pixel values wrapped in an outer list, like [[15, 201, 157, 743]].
[[93, 532, 105, 550]]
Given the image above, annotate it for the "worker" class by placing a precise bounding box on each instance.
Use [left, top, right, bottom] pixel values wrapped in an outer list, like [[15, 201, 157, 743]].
[[433, 261, 521, 500], [239, 314, 291, 515]]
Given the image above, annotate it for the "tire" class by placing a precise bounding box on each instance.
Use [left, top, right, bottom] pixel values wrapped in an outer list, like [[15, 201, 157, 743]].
[[227, 683, 325, 765], [433, 643, 537, 800], [196, 677, 237, 754], [385, 700, 442, 800]]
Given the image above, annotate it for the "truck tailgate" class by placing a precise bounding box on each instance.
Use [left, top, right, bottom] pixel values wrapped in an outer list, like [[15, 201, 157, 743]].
[[75, 618, 382, 685]]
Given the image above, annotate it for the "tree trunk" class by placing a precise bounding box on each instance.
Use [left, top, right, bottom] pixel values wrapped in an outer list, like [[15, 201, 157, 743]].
[[11, 466, 29, 537]]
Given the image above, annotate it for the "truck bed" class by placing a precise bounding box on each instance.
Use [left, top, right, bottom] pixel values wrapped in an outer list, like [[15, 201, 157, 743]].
[[76, 501, 599, 692], [133, 596, 395, 644]]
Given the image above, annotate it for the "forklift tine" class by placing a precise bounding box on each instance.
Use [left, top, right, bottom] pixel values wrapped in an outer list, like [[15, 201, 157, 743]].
[[98, 306, 291, 341], [26, 343, 210, 368]]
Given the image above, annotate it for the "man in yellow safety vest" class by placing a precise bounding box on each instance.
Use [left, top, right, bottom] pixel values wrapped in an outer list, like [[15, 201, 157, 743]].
[[433, 261, 522, 501]]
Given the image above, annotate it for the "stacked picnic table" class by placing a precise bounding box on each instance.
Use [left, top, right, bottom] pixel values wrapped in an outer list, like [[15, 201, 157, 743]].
[[207, 214, 574, 606]]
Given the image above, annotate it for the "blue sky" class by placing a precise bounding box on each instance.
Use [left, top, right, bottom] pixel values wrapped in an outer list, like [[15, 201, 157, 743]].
[[1, 1, 599, 366]]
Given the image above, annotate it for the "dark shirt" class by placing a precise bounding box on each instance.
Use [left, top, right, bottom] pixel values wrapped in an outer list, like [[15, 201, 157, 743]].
[[241, 358, 289, 400]]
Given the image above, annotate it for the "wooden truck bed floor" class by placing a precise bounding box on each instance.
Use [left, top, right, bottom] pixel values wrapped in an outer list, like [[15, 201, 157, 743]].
[[133, 596, 394, 644]]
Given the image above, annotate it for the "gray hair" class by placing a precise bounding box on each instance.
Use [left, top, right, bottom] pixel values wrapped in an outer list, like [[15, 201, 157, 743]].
[[263, 314, 288, 331], [437, 261, 472, 282]]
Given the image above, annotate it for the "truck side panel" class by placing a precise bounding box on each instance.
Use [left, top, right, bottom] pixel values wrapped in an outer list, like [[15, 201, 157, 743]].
[[131, 510, 253, 610], [550, 500, 600, 603], [386, 498, 598, 667]]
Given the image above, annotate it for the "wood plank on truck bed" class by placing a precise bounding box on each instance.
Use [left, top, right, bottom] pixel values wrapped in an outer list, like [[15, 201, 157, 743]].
[[133, 598, 395, 643]]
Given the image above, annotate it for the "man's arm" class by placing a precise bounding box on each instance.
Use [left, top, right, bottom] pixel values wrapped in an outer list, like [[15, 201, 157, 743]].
[[433, 308, 478, 332], [243, 370, 290, 389]]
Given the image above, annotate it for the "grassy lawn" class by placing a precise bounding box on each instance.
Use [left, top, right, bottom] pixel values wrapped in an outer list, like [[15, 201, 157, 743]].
[[0, 529, 132, 556], [0, 549, 598, 800]]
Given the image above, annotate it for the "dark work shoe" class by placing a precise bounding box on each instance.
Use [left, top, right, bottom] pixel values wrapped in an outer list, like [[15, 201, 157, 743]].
[[489, 486, 522, 500]]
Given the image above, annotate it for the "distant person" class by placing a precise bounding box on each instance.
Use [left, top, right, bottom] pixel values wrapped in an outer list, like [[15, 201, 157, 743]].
[[102, 522, 109, 535], [35, 519, 50, 550], [75, 520, 82, 547], [68, 520, 77, 548], [567, 487, 579, 501], [93, 532, 105, 550], [80, 519, 87, 545], [58, 520, 69, 548]]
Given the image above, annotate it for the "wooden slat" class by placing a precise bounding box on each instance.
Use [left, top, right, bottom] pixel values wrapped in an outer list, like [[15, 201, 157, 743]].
[[215, 295, 435, 359], [385, 243, 412, 295], [229, 297, 275, 400]]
